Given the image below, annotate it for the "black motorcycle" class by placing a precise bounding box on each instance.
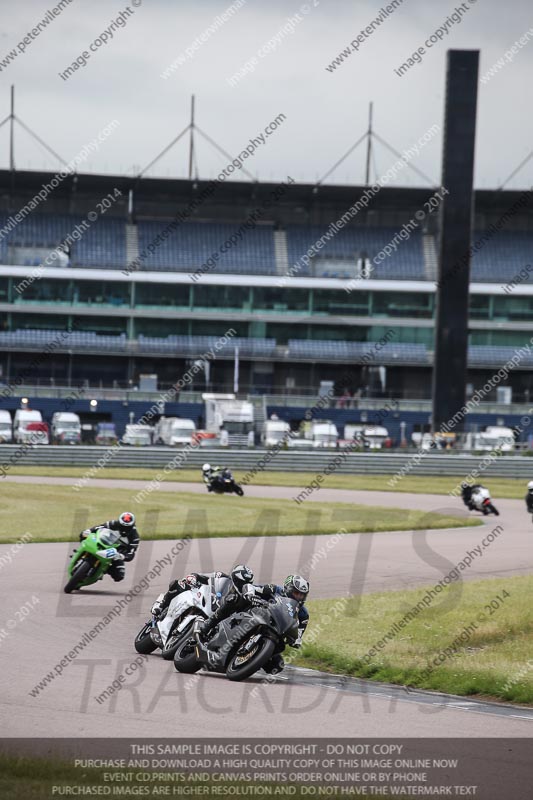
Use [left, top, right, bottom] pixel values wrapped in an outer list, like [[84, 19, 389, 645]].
[[173, 593, 299, 681], [208, 469, 244, 497]]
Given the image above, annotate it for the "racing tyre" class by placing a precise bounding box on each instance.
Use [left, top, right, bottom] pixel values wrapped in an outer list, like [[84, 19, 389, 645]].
[[173, 630, 202, 673], [488, 504, 500, 516], [63, 559, 93, 593], [134, 622, 158, 654], [226, 636, 276, 682], [162, 619, 199, 661], [234, 485, 244, 497]]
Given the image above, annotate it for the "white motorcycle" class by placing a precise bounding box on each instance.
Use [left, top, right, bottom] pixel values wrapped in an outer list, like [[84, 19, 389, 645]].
[[469, 486, 500, 516], [134, 574, 230, 660]]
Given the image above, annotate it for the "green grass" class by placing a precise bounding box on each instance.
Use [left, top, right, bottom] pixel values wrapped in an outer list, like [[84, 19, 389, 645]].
[[296, 575, 533, 704], [0, 483, 479, 543], [4, 465, 530, 498], [0, 755, 387, 799]]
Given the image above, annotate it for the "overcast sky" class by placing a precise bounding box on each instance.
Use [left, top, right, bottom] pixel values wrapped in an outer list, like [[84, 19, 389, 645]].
[[0, 0, 531, 189]]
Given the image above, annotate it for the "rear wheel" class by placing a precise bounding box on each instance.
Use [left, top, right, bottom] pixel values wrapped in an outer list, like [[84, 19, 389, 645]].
[[173, 626, 202, 673], [226, 636, 276, 682], [134, 622, 158, 654], [64, 559, 93, 593]]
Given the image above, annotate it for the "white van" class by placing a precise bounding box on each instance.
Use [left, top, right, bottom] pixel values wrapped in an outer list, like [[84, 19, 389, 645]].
[[13, 409, 43, 444], [155, 417, 196, 447], [51, 412, 81, 445], [122, 424, 153, 446], [261, 419, 291, 447], [0, 409, 12, 442]]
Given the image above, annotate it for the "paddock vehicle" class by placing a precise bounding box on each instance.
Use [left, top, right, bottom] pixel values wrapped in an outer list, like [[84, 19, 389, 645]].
[[261, 419, 291, 447], [64, 528, 125, 593], [95, 422, 118, 445], [134, 574, 231, 660], [0, 410, 12, 442], [51, 412, 81, 445], [207, 468, 244, 496], [122, 424, 152, 446], [173, 589, 300, 682], [155, 417, 196, 446], [13, 408, 43, 443]]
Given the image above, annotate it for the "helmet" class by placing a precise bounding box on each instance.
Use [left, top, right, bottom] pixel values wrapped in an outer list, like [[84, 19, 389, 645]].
[[283, 575, 309, 603], [528, 481, 533, 491], [231, 564, 254, 593], [119, 512, 135, 527], [202, 463, 211, 474]]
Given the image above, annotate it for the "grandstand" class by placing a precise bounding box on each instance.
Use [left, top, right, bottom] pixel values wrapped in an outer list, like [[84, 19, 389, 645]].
[[0, 169, 533, 431]]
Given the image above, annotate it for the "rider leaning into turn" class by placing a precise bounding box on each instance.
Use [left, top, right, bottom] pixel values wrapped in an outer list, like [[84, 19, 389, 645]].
[[202, 463, 224, 491], [526, 481, 533, 513], [80, 511, 139, 582], [197, 565, 310, 675], [460, 482, 483, 510], [151, 571, 225, 619]]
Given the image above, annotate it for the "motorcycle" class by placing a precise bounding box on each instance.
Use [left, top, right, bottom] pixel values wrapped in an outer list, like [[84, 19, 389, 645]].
[[207, 469, 244, 497], [173, 589, 299, 682], [64, 527, 125, 593], [134, 573, 231, 660], [466, 486, 500, 516]]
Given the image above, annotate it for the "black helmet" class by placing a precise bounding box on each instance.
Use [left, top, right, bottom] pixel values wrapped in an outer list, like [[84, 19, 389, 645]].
[[231, 564, 254, 593], [283, 574, 309, 602]]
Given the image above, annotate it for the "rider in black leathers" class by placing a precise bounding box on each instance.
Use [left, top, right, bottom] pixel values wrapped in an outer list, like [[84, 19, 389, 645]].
[[80, 512, 139, 581], [461, 483, 483, 510]]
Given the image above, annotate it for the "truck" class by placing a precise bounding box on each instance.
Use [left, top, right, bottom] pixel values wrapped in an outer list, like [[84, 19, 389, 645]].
[[202, 393, 254, 447], [261, 419, 291, 448], [51, 412, 81, 445], [122, 424, 153, 446], [342, 424, 389, 450], [0, 410, 12, 442], [155, 417, 196, 447], [308, 421, 338, 449], [463, 426, 515, 452], [13, 409, 44, 444]]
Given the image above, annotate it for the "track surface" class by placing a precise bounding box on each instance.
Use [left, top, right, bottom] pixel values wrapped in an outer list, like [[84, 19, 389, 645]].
[[0, 477, 531, 740]]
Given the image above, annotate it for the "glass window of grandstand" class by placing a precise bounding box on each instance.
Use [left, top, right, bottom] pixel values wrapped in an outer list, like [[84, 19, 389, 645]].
[[492, 295, 533, 321], [0, 278, 7, 302], [469, 330, 530, 347], [312, 289, 369, 315], [135, 319, 190, 337], [252, 287, 309, 313], [75, 280, 130, 307], [136, 283, 190, 309], [469, 295, 490, 320], [368, 326, 433, 346], [193, 284, 250, 311], [372, 292, 433, 318], [190, 320, 246, 337], [13, 313, 70, 331], [73, 316, 127, 335], [14, 278, 72, 304]]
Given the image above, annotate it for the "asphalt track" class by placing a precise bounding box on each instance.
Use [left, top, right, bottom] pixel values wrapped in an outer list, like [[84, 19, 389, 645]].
[[0, 475, 531, 741]]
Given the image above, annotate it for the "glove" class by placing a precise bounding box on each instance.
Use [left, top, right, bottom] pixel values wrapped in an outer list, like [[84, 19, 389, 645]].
[[250, 595, 265, 607], [261, 584, 276, 598], [151, 600, 163, 617], [79, 529, 91, 541], [184, 574, 200, 588], [291, 641, 302, 649], [122, 551, 135, 563]]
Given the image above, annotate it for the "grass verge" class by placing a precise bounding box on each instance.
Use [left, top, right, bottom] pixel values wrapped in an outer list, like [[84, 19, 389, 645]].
[[297, 575, 533, 705], [0, 483, 479, 543], [3, 465, 530, 499]]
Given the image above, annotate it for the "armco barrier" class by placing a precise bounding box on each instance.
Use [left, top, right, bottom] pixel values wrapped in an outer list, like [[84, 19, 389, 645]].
[[0, 445, 531, 478]]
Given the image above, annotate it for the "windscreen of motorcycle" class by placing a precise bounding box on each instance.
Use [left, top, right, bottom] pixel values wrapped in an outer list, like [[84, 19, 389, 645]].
[[98, 528, 121, 546], [269, 596, 300, 638]]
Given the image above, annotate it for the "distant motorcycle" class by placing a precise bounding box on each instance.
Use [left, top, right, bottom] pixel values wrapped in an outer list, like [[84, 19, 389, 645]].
[[134, 574, 231, 660], [208, 469, 244, 497], [466, 486, 500, 516], [173, 590, 299, 682], [64, 527, 125, 593]]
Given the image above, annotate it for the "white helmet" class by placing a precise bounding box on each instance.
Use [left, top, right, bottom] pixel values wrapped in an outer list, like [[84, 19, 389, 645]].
[[202, 463, 211, 473], [527, 481, 533, 491]]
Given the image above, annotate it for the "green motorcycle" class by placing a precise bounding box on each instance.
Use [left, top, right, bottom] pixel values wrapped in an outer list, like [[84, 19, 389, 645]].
[[64, 527, 124, 593]]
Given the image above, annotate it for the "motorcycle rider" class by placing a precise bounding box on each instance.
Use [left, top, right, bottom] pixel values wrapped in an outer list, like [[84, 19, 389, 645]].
[[80, 512, 139, 582], [150, 571, 227, 619], [526, 481, 533, 513], [198, 566, 310, 675], [461, 482, 484, 510], [202, 463, 223, 492]]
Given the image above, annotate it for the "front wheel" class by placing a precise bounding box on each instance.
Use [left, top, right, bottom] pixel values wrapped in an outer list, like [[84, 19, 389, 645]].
[[488, 504, 500, 516], [233, 484, 244, 497], [226, 636, 276, 682], [63, 558, 93, 593], [134, 622, 158, 654], [173, 628, 201, 673], [162, 618, 200, 660]]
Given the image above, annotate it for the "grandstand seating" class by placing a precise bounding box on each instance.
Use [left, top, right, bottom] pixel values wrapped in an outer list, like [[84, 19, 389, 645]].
[[137, 335, 277, 357], [285, 225, 426, 280], [468, 344, 533, 367], [470, 231, 533, 283], [136, 221, 276, 273], [287, 339, 430, 364]]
